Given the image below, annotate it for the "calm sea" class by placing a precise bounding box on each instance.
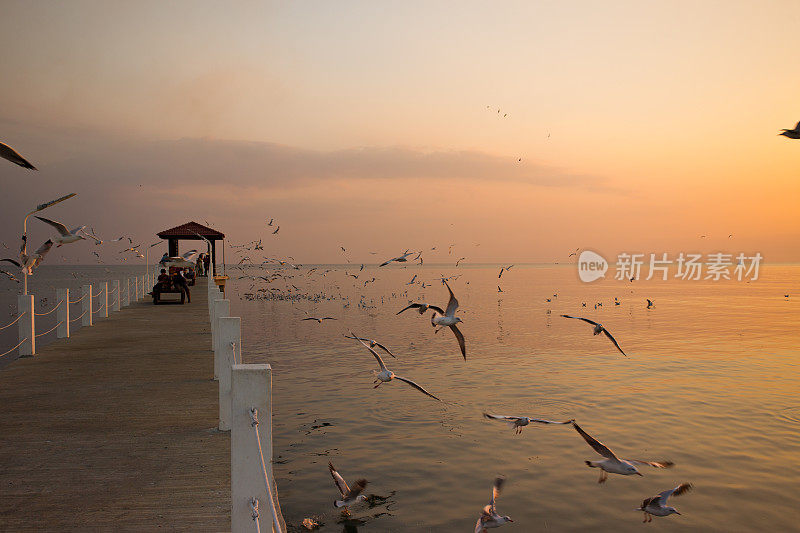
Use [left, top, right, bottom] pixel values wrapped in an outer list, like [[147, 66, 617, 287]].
[[227, 263, 799, 532]]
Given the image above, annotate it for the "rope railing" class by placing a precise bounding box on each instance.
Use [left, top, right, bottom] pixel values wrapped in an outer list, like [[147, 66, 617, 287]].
[[250, 498, 262, 533], [108, 285, 119, 295], [34, 299, 63, 316], [69, 294, 86, 304], [0, 312, 26, 331], [35, 321, 63, 338], [250, 408, 283, 533], [92, 303, 105, 314], [69, 309, 88, 323], [109, 296, 119, 308], [92, 289, 104, 298], [0, 338, 27, 359]]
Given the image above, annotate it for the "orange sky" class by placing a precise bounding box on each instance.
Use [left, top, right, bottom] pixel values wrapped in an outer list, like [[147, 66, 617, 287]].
[[1, 1, 798, 263]]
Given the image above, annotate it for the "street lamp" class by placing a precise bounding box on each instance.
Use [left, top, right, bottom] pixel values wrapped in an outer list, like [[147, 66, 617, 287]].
[[22, 192, 77, 295]]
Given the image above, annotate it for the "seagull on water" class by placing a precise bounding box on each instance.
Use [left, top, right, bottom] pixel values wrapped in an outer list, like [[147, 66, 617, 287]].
[[572, 421, 674, 483], [379, 250, 414, 267], [637, 483, 693, 522], [328, 461, 368, 513], [779, 121, 800, 139], [561, 315, 627, 356], [397, 281, 466, 360], [343, 334, 396, 358], [352, 333, 440, 400], [35, 216, 101, 246], [483, 413, 573, 434], [474, 477, 513, 532], [0, 142, 37, 170]]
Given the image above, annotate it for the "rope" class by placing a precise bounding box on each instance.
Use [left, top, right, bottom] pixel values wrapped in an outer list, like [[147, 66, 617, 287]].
[[250, 408, 283, 533], [250, 498, 262, 533], [92, 289, 103, 298], [0, 338, 27, 358], [92, 303, 105, 314], [0, 312, 26, 331], [69, 294, 86, 304], [109, 296, 119, 308], [34, 299, 63, 316], [108, 285, 119, 295], [69, 310, 88, 323], [35, 321, 62, 338]]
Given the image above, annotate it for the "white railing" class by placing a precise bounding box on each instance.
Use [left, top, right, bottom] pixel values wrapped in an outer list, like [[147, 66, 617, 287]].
[[211, 287, 284, 533], [0, 275, 153, 360]]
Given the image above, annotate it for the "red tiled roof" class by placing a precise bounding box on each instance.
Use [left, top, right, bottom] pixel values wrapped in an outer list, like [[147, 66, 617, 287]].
[[157, 221, 225, 239]]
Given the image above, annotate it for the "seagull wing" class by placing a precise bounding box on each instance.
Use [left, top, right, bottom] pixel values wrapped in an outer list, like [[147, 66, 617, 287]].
[[0, 142, 37, 170], [345, 478, 368, 500], [449, 324, 466, 360], [601, 328, 627, 356], [561, 314, 600, 327], [572, 422, 618, 460], [328, 462, 349, 497], [656, 483, 692, 505], [0, 258, 21, 268], [483, 413, 522, 423], [34, 239, 54, 257], [795, 120, 800, 131], [373, 341, 396, 358], [301, 317, 318, 321], [394, 375, 441, 401], [444, 281, 459, 316], [352, 333, 387, 371], [489, 477, 505, 514], [627, 459, 674, 469], [529, 418, 574, 424], [34, 216, 70, 236], [397, 303, 425, 315]]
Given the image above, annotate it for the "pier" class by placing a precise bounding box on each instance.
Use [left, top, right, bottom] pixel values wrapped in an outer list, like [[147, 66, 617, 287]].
[[0, 277, 282, 531]]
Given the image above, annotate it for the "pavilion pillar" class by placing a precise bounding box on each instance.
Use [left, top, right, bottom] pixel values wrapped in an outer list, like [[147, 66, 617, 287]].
[[168, 238, 179, 258], [210, 240, 217, 276]]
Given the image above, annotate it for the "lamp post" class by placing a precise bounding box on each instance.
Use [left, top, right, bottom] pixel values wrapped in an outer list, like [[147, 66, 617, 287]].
[[22, 193, 77, 295]]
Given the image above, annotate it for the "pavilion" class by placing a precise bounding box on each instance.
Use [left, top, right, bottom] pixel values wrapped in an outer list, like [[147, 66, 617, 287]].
[[156, 221, 225, 272]]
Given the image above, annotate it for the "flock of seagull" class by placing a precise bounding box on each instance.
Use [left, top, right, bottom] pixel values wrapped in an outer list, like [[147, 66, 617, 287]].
[[302, 275, 692, 531]]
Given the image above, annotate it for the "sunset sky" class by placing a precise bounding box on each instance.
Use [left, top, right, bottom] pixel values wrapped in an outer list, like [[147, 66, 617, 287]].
[[1, 1, 799, 264]]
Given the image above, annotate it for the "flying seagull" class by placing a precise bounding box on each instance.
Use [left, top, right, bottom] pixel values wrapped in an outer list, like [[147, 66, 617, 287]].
[[301, 316, 336, 323], [397, 281, 466, 360], [572, 421, 674, 483], [482, 413, 573, 434], [272, 226, 280, 235], [352, 333, 440, 401], [35, 216, 101, 246], [474, 477, 513, 533], [328, 461, 368, 513], [379, 250, 414, 267], [637, 483, 693, 522], [779, 121, 800, 139], [2, 236, 53, 274], [343, 334, 396, 358], [561, 315, 627, 356], [0, 142, 37, 170]]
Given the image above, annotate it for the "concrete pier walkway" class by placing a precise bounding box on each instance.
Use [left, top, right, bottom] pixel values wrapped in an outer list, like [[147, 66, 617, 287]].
[[0, 279, 230, 531]]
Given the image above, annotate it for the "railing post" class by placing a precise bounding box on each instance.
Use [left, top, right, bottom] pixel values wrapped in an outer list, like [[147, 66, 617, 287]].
[[112, 280, 121, 312], [102, 282, 109, 318], [18, 294, 35, 357], [133, 276, 140, 301], [232, 364, 281, 533], [218, 316, 241, 431], [212, 299, 230, 380], [82, 284, 93, 327], [57, 288, 70, 338], [122, 278, 130, 307]]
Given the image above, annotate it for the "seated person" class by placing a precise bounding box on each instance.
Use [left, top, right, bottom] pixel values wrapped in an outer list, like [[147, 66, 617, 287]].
[[152, 269, 171, 302], [172, 268, 191, 303]]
